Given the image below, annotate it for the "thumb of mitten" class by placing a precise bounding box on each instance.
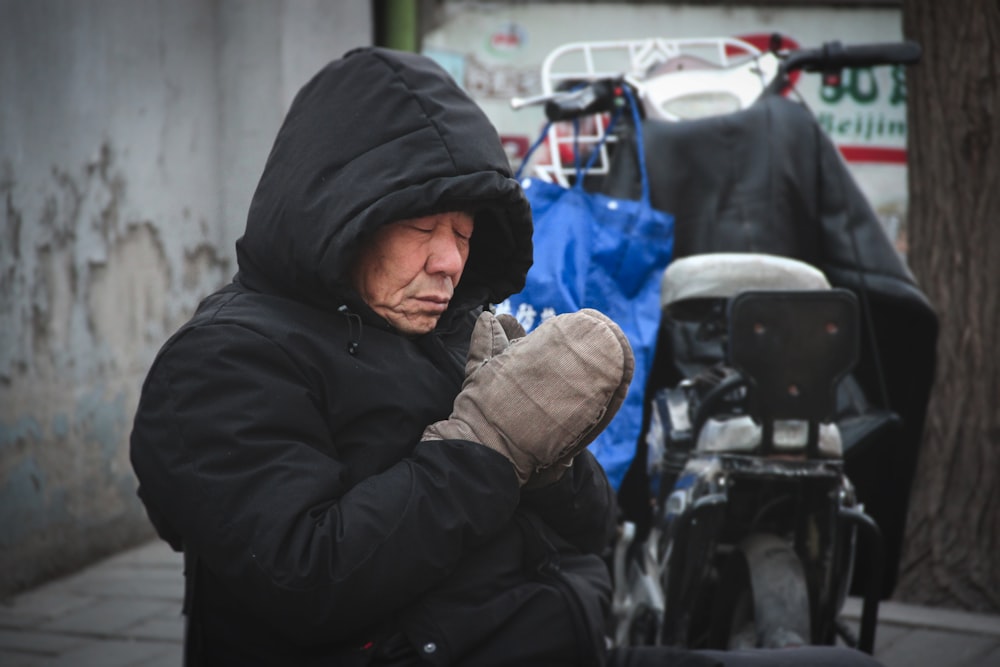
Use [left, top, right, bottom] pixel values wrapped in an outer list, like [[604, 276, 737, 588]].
[[496, 313, 527, 342], [464, 311, 526, 381]]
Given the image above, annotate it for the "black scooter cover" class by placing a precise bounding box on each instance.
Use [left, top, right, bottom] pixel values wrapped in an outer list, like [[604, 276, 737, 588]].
[[604, 93, 938, 599]]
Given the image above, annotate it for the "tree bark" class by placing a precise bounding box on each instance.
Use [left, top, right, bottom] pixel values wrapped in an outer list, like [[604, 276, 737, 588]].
[[897, 0, 1000, 613]]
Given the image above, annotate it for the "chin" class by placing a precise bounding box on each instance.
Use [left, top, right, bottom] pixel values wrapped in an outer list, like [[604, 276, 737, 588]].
[[395, 319, 439, 336]]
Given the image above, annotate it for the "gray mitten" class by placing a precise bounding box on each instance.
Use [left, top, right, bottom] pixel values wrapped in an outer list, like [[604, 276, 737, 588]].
[[422, 308, 634, 485]]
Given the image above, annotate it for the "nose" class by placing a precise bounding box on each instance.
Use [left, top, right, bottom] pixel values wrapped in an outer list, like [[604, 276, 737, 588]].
[[426, 227, 467, 278]]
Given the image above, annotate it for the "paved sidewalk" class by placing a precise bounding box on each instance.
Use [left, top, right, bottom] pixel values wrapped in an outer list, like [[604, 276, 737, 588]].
[[0, 540, 184, 667], [1, 539, 998, 666]]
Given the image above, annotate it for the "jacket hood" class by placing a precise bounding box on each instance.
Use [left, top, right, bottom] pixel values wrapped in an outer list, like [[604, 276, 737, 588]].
[[235, 47, 533, 311]]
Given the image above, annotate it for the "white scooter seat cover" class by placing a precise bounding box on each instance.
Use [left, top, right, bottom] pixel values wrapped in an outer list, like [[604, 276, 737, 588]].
[[660, 252, 830, 309]]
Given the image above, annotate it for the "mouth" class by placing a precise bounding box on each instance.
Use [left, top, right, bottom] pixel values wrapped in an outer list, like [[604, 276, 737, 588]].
[[415, 295, 451, 311]]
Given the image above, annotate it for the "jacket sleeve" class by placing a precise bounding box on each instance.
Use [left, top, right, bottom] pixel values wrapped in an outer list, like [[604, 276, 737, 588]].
[[518, 450, 618, 555], [129, 322, 521, 645]]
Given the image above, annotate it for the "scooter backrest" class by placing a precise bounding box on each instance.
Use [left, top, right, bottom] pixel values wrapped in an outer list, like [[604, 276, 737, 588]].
[[727, 289, 860, 425]]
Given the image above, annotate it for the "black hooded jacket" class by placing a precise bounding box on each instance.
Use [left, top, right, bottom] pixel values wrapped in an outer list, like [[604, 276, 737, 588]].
[[130, 47, 615, 666]]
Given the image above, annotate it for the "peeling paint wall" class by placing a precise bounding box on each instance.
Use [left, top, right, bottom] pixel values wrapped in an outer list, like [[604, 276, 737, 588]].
[[0, 0, 372, 596]]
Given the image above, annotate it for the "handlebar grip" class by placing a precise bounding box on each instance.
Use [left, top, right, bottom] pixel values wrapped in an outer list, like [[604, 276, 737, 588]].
[[785, 40, 922, 74], [543, 79, 622, 122], [823, 40, 922, 69], [545, 87, 601, 121]]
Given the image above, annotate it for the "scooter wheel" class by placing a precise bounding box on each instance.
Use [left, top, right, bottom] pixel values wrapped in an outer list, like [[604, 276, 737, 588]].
[[708, 532, 812, 649]]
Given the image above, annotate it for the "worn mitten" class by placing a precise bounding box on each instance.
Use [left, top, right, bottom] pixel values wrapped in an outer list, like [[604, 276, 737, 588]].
[[422, 308, 634, 485]]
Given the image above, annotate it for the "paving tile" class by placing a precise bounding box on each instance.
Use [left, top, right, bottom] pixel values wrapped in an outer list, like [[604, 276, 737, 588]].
[[124, 614, 184, 642], [0, 648, 49, 667], [36, 599, 177, 636], [842, 597, 1000, 638], [874, 628, 999, 667], [0, 591, 95, 629], [45, 638, 178, 667], [869, 622, 909, 654], [55, 568, 183, 601], [135, 642, 184, 667], [969, 642, 1000, 667], [0, 628, 87, 655], [98, 541, 182, 570], [875, 600, 1000, 638], [835, 615, 909, 654]]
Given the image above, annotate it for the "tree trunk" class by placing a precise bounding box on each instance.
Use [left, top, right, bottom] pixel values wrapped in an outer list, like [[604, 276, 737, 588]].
[[897, 0, 1000, 613]]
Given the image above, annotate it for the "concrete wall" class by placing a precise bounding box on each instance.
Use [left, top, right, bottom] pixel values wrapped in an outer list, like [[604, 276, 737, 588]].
[[0, 0, 372, 596]]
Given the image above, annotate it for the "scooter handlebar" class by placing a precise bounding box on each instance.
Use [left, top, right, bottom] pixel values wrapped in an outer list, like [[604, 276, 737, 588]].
[[783, 40, 922, 74], [512, 40, 923, 116], [763, 40, 921, 95]]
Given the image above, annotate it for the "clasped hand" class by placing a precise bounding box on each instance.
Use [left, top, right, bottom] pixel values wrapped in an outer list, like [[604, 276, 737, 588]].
[[422, 309, 634, 486]]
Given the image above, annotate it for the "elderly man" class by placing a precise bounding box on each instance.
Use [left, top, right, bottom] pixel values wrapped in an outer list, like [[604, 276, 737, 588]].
[[129, 47, 882, 667]]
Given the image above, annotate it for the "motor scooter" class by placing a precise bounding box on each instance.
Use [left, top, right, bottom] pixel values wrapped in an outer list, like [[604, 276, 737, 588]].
[[510, 35, 938, 654]]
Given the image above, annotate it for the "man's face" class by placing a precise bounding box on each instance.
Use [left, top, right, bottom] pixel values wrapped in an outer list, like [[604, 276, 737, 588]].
[[351, 211, 475, 335]]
